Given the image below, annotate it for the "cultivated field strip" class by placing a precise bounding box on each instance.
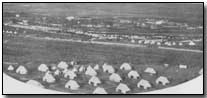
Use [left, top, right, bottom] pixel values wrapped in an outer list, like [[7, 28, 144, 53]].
[[23, 35, 203, 53]]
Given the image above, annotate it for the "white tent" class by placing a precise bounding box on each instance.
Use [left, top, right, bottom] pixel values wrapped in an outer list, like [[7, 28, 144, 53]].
[[109, 73, 122, 83], [116, 83, 130, 94], [26, 80, 44, 88], [156, 76, 170, 86], [164, 63, 169, 67], [85, 66, 97, 76], [189, 41, 196, 46], [65, 80, 80, 90], [64, 70, 77, 79], [137, 79, 151, 89], [88, 76, 101, 86], [38, 64, 49, 72], [7, 65, 14, 71], [78, 66, 85, 72], [42, 72, 56, 83], [51, 66, 57, 70], [54, 69, 61, 76], [94, 64, 99, 70], [57, 61, 68, 69], [179, 64, 187, 69], [128, 70, 140, 79], [179, 42, 183, 46], [120, 63, 132, 71], [93, 87, 107, 94], [16, 65, 28, 75], [144, 67, 156, 75], [102, 63, 115, 73]]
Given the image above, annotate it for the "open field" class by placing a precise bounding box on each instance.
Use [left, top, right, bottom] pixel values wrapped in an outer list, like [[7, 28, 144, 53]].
[[3, 36, 203, 94]]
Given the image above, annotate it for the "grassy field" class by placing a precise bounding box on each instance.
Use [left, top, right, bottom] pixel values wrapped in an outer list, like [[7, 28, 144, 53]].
[[3, 35, 203, 94]]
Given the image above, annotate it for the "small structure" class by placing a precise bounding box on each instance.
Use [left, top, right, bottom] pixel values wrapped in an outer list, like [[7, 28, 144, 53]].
[[26, 80, 44, 88], [85, 66, 97, 76], [7, 65, 14, 71], [120, 63, 132, 71], [94, 64, 99, 70], [78, 66, 85, 72], [164, 63, 169, 67], [179, 64, 187, 69], [65, 80, 80, 90], [51, 66, 57, 70], [109, 73, 122, 82], [156, 76, 170, 86], [64, 70, 77, 79], [137, 79, 151, 89], [38, 64, 49, 72], [116, 83, 130, 94], [189, 41, 196, 46], [42, 71, 56, 83], [179, 42, 183, 46], [16, 65, 28, 75], [144, 67, 156, 75], [88, 76, 101, 86], [128, 70, 140, 79], [57, 61, 68, 69], [54, 69, 61, 76], [102, 63, 115, 73], [93, 87, 107, 94]]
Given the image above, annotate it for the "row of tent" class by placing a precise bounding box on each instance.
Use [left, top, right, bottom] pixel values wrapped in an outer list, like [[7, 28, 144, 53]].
[[6, 61, 201, 94]]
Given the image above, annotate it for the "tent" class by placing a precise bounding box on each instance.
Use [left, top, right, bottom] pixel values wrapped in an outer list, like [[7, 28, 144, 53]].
[[120, 63, 132, 71], [78, 66, 85, 72], [144, 67, 156, 75], [102, 63, 115, 73], [179, 64, 187, 69], [57, 61, 68, 69], [189, 41, 196, 46], [88, 76, 101, 86], [116, 83, 130, 94], [16, 65, 28, 75], [156, 76, 170, 86], [7, 65, 14, 71], [137, 79, 151, 89], [26, 80, 44, 88], [128, 70, 140, 79], [93, 87, 107, 94], [164, 63, 169, 67], [65, 80, 80, 90], [64, 70, 77, 79], [54, 69, 61, 76], [38, 64, 49, 72], [42, 72, 56, 83], [85, 66, 97, 76], [94, 64, 99, 70], [109, 73, 122, 83]]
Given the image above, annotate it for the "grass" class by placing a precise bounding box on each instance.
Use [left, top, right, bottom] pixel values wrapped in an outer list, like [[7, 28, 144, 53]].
[[3, 36, 203, 94]]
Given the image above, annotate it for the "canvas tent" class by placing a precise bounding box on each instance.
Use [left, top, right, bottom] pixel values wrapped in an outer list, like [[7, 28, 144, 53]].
[[64, 70, 77, 79], [128, 70, 140, 79], [116, 83, 130, 94], [85, 66, 97, 76], [109, 73, 122, 83], [65, 80, 80, 90], [57, 61, 69, 69], [93, 87, 107, 94], [88, 76, 101, 86], [42, 72, 56, 83], [7, 65, 14, 71], [137, 79, 151, 89], [144, 67, 156, 75], [156, 76, 170, 86], [102, 63, 115, 73], [16, 65, 28, 75], [120, 63, 132, 71], [38, 64, 49, 72]]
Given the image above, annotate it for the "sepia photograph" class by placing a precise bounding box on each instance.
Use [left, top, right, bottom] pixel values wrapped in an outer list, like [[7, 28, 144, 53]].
[[2, 2, 204, 94]]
